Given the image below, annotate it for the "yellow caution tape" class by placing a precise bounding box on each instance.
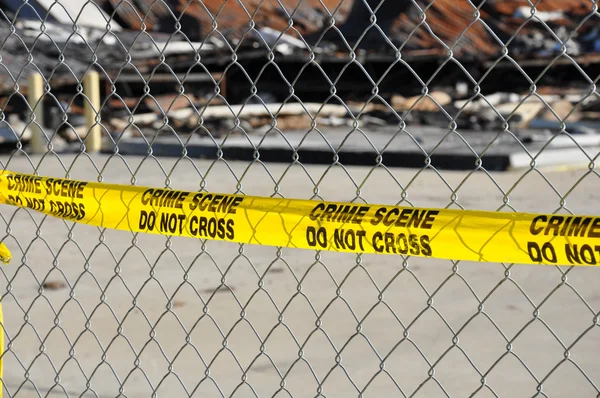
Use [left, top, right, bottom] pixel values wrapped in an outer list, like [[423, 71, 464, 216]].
[[0, 243, 7, 398], [0, 170, 599, 266], [0, 244, 11, 266], [0, 299, 3, 398]]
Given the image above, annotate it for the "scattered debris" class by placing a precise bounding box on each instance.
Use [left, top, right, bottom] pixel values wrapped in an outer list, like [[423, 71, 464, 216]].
[[456, 93, 522, 112], [317, 115, 353, 127], [0, 115, 31, 144], [495, 97, 547, 128], [42, 281, 67, 291], [359, 115, 388, 126], [274, 114, 313, 130], [0, 0, 598, 159], [168, 103, 351, 120], [392, 92, 452, 112], [172, 300, 186, 308], [250, 27, 312, 55], [540, 100, 582, 122], [144, 94, 200, 114], [202, 285, 236, 294]]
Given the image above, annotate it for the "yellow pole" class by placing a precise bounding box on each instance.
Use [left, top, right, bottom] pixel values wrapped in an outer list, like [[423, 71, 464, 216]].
[[0, 243, 10, 398], [27, 73, 46, 154], [0, 300, 4, 398], [83, 70, 101, 152]]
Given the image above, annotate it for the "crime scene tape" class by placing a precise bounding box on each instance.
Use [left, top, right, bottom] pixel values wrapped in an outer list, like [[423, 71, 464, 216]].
[[0, 170, 600, 266], [0, 299, 3, 398]]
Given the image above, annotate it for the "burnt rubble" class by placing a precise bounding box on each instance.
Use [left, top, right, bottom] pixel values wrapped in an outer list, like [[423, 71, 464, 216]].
[[0, 0, 597, 168], [2, 0, 598, 98]]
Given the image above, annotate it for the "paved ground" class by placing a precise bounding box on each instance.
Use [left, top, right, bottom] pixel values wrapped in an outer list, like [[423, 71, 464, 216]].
[[111, 126, 600, 171], [0, 153, 599, 397]]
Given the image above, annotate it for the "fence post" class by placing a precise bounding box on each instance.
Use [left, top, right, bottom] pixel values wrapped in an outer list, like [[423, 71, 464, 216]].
[[83, 70, 101, 152], [27, 72, 46, 154]]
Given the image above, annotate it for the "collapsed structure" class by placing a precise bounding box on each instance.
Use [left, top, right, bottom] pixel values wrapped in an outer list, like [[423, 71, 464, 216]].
[[0, 0, 597, 160]]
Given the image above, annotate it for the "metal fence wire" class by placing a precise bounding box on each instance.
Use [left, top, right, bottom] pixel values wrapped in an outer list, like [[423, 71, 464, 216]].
[[0, 0, 600, 396]]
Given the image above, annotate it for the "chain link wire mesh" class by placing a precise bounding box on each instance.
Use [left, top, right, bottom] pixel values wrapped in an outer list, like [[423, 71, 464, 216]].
[[0, 0, 599, 396]]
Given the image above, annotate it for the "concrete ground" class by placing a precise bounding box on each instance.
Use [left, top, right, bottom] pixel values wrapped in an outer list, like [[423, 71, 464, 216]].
[[0, 153, 599, 397]]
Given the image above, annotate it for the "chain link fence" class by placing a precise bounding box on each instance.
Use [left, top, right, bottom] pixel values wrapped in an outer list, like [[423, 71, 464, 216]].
[[0, 0, 599, 396]]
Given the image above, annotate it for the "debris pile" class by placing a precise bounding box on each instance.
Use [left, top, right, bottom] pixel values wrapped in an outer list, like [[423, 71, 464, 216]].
[[1, 0, 598, 94], [389, 0, 597, 59], [98, 87, 600, 143], [0, 0, 598, 153], [98, 0, 599, 60]]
